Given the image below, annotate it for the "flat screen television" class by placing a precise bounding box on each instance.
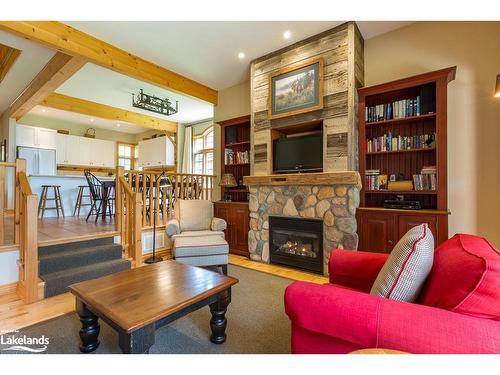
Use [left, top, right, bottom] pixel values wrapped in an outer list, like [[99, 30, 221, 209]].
[[273, 133, 323, 173]]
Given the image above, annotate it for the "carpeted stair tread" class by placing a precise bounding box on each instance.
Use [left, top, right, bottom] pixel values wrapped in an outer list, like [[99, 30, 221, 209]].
[[41, 258, 131, 298], [38, 236, 114, 256], [39, 244, 123, 275]]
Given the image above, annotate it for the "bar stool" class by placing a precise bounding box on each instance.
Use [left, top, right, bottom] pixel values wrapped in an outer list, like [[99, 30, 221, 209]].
[[38, 185, 65, 218], [73, 185, 93, 216]]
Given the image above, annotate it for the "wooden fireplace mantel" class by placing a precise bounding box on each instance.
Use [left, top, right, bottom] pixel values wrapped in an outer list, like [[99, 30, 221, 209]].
[[244, 171, 361, 189]]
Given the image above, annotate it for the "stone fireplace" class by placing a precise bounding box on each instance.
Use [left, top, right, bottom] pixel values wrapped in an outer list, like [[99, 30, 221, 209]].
[[269, 216, 323, 274], [244, 172, 361, 275]]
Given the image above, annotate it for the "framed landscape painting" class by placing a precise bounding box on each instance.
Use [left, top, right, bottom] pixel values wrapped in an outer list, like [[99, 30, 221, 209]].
[[268, 58, 324, 120]]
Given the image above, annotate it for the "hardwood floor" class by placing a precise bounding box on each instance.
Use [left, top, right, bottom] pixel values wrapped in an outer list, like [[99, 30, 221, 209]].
[[2, 214, 117, 246], [0, 254, 328, 333]]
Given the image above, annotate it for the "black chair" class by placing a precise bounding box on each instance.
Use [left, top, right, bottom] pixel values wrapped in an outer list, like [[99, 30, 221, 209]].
[[84, 171, 115, 222]]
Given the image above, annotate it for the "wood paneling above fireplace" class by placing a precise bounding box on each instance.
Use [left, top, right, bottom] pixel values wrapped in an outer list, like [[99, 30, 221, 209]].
[[249, 22, 364, 175]]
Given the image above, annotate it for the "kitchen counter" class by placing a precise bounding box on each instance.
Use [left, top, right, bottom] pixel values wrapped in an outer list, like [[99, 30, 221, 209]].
[[29, 175, 115, 218]]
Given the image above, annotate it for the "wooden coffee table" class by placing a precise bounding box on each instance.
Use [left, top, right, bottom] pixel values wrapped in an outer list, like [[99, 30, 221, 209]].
[[68, 260, 238, 354]]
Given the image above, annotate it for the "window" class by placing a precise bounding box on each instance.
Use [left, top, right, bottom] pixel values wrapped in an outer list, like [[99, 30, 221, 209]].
[[192, 127, 214, 175], [117, 143, 138, 171]]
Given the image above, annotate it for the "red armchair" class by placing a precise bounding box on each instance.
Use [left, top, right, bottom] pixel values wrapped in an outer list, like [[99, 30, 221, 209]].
[[285, 239, 500, 354]]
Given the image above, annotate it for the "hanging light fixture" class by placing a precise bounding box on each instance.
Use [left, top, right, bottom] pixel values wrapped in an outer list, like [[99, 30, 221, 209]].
[[132, 89, 179, 116], [495, 74, 500, 98]]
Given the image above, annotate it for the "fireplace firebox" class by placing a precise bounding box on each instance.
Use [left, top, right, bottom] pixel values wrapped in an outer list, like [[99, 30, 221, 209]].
[[269, 216, 323, 274]]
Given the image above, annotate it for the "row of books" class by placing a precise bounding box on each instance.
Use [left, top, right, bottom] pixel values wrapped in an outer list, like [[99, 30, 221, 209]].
[[365, 167, 438, 191], [413, 166, 437, 191], [365, 169, 387, 190], [366, 132, 436, 153], [365, 96, 423, 123], [225, 149, 249, 165]]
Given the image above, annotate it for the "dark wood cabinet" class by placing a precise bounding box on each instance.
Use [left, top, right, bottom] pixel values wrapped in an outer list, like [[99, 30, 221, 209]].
[[358, 210, 397, 253], [357, 208, 448, 253], [214, 201, 249, 257]]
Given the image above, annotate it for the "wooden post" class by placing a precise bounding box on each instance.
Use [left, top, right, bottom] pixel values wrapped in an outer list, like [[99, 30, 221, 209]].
[[0, 166, 5, 245], [23, 194, 39, 303], [14, 158, 26, 244], [115, 166, 124, 234], [134, 193, 143, 267]]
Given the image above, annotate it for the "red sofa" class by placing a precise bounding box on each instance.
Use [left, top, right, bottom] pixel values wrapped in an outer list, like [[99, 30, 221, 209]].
[[284, 234, 500, 354]]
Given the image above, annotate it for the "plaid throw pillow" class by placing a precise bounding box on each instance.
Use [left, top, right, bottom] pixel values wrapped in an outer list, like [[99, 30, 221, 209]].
[[370, 224, 434, 302]]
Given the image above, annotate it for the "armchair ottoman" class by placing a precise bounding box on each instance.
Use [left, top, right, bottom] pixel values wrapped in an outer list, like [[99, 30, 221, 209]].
[[166, 199, 229, 274]]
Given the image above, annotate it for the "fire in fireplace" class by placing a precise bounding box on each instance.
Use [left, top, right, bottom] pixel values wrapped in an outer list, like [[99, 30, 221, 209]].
[[269, 216, 323, 274]]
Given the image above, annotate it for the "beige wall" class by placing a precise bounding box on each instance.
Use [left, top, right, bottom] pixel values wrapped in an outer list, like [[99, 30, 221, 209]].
[[365, 21, 500, 246], [212, 81, 251, 201]]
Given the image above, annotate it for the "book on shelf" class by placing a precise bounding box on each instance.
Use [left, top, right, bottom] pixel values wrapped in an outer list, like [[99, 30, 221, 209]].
[[413, 165, 437, 191], [224, 149, 249, 165], [365, 97, 421, 123], [366, 132, 436, 153]]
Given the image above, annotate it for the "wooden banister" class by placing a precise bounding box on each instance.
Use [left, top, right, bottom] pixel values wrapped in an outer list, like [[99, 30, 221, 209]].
[[13, 158, 39, 303], [115, 170, 215, 267]]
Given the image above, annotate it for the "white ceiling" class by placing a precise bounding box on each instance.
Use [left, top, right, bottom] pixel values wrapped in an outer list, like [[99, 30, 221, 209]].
[[30, 105, 146, 134], [55, 63, 214, 124], [65, 21, 414, 90], [0, 30, 56, 114]]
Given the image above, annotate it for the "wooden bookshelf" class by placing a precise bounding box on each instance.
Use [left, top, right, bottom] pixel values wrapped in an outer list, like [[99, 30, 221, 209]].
[[357, 67, 456, 253], [216, 115, 251, 258], [218, 115, 251, 202]]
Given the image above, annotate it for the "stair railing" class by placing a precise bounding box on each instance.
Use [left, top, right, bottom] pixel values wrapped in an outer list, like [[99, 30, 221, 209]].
[[116, 169, 143, 267], [15, 159, 39, 303]]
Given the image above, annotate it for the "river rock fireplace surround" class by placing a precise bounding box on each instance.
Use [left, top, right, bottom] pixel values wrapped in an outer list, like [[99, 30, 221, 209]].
[[244, 172, 361, 275]]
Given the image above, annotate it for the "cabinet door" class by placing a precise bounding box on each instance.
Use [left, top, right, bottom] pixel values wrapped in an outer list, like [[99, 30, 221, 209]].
[[65, 135, 81, 165], [138, 139, 153, 168], [79, 137, 93, 166], [16, 124, 37, 148], [214, 204, 232, 246], [398, 215, 438, 243], [36, 128, 56, 149], [95, 139, 115, 167], [357, 211, 397, 253], [231, 205, 249, 256], [56, 134, 67, 164], [165, 136, 175, 166]]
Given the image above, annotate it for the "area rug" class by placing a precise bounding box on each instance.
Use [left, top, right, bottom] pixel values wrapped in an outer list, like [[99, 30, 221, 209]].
[[2, 265, 293, 354]]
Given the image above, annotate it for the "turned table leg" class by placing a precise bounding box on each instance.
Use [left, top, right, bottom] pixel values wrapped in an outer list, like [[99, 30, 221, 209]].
[[76, 299, 100, 353], [209, 289, 231, 344]]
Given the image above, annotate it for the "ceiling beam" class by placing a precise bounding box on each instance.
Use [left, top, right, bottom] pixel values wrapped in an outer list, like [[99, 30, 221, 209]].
[[9, 52, 86, 120], [0, 21, 218, 105], [0, 43, 21, 84], [41, 93, 177, 133]]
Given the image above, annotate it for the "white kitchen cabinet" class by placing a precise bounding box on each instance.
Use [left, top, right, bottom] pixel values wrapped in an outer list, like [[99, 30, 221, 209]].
[[78, 137, 115, 167], [138, 136, 174, 168], [56, 134, 81, 165], [16, 124, 56, 149]]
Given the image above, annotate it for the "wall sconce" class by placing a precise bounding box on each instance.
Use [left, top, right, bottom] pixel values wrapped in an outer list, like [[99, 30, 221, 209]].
[[495, 74, 500, 98]]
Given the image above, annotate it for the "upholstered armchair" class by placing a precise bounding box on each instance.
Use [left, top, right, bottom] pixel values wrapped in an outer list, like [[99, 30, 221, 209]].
[[165, 199, 226, 239]]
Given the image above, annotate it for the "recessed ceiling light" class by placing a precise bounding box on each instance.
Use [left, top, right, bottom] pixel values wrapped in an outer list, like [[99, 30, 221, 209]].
[[283, 30, 292, 39], [90, 118, 94, 122], [238, 52, 245, 59], [116, 123, 121, 127], [41, 109, 46, 113]]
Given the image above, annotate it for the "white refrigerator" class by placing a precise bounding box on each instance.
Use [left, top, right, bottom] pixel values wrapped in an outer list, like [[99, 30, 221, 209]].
[[17, 146, 56, 176]]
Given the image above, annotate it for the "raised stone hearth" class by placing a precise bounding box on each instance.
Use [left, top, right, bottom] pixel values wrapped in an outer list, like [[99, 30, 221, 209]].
[[244, 172, 361, 274]]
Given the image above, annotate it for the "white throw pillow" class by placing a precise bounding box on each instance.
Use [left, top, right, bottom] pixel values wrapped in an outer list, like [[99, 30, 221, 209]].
[[178, 199, 213, 232], [370, 224, 434, 302]]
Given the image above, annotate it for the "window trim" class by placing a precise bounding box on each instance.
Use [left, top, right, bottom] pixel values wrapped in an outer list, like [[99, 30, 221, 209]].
[[117, 142, 138, 171], [192, 127, 214, 175]]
